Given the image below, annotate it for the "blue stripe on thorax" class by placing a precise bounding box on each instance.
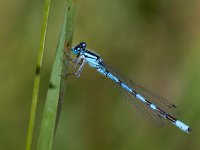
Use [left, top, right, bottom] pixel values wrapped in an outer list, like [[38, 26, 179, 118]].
[[82, 50, 100, 59]]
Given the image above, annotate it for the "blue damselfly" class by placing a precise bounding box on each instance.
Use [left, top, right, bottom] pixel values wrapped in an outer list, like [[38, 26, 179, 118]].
[[67, 42, 191, 134]]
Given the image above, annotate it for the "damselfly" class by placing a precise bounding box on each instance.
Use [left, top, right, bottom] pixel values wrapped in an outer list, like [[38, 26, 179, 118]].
[[66, 42, 192, 134]]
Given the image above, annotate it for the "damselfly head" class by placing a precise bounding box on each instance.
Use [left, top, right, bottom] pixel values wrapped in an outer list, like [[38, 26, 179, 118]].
[[72, 42, 87, 55]]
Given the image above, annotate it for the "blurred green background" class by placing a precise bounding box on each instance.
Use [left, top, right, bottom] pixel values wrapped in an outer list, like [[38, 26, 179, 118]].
[[1, 0, 200, 149]]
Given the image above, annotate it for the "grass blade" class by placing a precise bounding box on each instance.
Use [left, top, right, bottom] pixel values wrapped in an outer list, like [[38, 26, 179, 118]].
[[26, 0, 51, 150], [37, 1, 77, 149], [37, 13, 66, 150], [55, 0, 77, 134]]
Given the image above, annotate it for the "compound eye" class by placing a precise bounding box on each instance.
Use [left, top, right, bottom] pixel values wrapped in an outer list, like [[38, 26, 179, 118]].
[[80, 42, 86, 48], [73, 49, 79, 55]]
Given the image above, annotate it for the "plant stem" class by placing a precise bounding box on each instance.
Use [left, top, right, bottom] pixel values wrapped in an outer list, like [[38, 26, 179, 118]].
[[25, 0, 51, 150]]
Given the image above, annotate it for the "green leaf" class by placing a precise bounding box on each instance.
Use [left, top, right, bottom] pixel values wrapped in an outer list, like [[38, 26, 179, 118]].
[[26, 0, 51, 150], [37, 1, 77, 150]]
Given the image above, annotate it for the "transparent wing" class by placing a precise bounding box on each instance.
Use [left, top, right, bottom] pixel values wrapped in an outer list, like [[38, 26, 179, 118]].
[[120, 84, 165, 127], [128, 81, 178, 115], [102, 61, 178, 127]]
